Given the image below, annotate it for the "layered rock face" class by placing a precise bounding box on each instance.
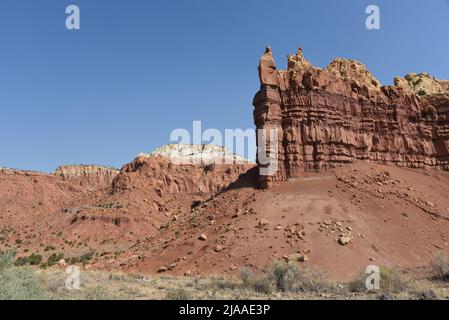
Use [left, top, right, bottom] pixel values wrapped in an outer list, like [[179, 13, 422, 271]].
[[253, 47, 449, 188], [112, 145, 254, 196], [54, 165, 119, 187]]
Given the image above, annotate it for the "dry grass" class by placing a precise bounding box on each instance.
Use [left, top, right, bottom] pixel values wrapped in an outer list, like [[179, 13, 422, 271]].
[[1, 250, 448, 300], [430, 251, 449, 281], [348, 266, 410, 295]]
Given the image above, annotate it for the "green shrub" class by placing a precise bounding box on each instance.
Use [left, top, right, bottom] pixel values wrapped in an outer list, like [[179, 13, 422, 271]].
[[79, 251, 94, 266], [44, 245, 56, 252], [47, 253, 64, 267], [28, 253, 43, 266]]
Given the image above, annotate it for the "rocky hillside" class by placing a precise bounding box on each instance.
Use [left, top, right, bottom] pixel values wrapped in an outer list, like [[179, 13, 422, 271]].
[[254, 47, 449, 188]]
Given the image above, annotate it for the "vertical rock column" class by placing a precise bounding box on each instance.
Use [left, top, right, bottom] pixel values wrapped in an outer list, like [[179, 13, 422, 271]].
[[253, 47, 285, 188]]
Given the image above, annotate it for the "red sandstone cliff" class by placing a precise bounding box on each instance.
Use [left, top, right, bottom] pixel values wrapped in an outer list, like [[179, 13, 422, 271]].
[[253, 47, 449, 188]]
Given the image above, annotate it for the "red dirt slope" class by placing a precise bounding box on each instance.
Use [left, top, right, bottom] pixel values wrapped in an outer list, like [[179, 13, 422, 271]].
[[125, 161, 449, 280]]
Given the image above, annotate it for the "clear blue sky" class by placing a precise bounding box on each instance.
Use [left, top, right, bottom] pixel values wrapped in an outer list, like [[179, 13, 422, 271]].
[[1, 0, 448, 172]]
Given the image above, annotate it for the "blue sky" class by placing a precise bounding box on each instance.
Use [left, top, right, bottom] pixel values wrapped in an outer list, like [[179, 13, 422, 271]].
[[1, 0, 448, 172]]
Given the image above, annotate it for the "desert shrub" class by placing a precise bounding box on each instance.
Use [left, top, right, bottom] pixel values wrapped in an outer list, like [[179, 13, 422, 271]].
[[347, 271, 368, 293], [67, 257, 80, 264], [240, 262, 331, 295], [14, 256, 29, 267], [80, 251, 94, 266], [165, 288, 191, 300], [285, 266, 331, 293], [240, 267, 275, 294], [210, 278, 239, 290], [28, 253, 43, 266], [348, 267, 409, 295], [430, 251, 449, 281], [0, 250, 15, 272], [379, 267, 410, 295], [84, 285, 112, 300], [44, 274, 66, 294], [44, 245, 56, 252], [66, 251, 95, 266], [0, 267, 47, 300], [0, 250, 46, 300], [272, 261, 331, 293], [47, 253, 64, 267]]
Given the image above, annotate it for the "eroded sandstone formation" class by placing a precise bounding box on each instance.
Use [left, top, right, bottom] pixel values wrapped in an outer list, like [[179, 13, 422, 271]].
[[54, 165, 119, 187], [253, 47, 449, 188], [112, 145, 254, 196], [140, 144, 251, 165]]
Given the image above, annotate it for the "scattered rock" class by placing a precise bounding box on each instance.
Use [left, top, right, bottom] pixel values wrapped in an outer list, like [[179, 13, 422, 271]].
[[158, 266, 168, 273], [168, 262, 177, 270], [184, 269, 192, 276], [338, 236, 352, 246]]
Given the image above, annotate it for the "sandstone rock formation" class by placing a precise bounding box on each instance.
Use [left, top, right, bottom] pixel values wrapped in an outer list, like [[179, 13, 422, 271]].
[[112, 146, 254, 196], [253, 47, 449, 188], [139, 144, 250, 165], [54, 165, 119, 187]]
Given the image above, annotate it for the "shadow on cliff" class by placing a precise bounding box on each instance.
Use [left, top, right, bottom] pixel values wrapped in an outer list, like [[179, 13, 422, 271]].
[[222, 166, 259, 191]]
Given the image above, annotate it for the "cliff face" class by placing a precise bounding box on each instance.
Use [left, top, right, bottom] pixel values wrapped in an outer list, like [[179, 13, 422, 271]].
[[253, 47, 449, 188], [112, 145, 254, 196], [54, 165, 119, 187]]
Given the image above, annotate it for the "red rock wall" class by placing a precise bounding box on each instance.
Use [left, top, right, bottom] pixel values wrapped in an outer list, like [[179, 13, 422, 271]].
[[253, 48, 449, 188]]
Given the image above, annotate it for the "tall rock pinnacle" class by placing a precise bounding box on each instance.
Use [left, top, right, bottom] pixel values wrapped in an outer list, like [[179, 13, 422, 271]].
[[258, 46, 278, 87]]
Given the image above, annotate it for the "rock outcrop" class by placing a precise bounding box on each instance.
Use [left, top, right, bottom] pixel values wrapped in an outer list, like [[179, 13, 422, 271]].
[[54, 165, 119, 187], [139, 144, 251, 165], [112, 145, 254, 196], [253, 47, 449, 188]]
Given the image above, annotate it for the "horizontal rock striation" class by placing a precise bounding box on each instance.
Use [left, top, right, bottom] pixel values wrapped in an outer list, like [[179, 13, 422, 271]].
[[54, 165, 119, 187], [111, 154, 253, 196], [253, 47, 449, 188]]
